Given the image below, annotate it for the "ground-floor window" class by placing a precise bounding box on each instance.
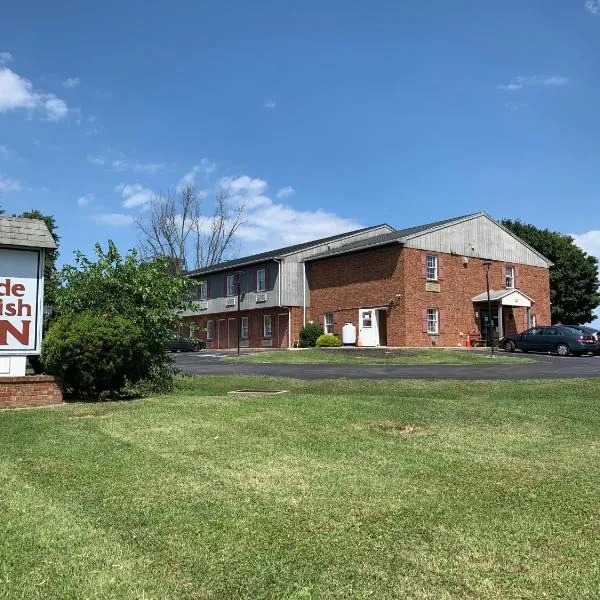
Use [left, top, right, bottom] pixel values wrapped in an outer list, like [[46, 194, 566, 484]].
[[241, 316, 249, 339], [263, 315, 272, 337], [206, 320, 215, 340], [529, 313, 536, 328], [324, 312, 334, 334], [427, 308, 439, 334]]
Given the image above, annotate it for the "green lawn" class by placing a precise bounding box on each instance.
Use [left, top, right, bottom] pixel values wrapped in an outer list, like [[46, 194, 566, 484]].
[[1, 375, 599, 599], [225, 348, 532, 364]]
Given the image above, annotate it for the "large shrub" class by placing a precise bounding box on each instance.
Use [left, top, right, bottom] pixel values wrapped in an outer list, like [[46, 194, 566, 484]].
[[42, 312, 151, 400], [316, 334, 342, 348], [299, 323, 324, 348]]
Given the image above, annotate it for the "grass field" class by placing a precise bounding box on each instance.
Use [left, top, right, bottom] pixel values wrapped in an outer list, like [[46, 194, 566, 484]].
[[225, 348, 531, 365], [1, 375, 599, 599]]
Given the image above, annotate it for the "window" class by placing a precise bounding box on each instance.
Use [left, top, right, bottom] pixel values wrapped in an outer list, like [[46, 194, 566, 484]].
[[362, 311, 373, 328], [529, 313, 537, 328], [206, 320, 215, 340], [505, 265, 515, 289], [241, 317, 249, 339], [257, 269, 266, 292], [263, 315, 272, 337], [324, 312, 334, 334], [426, 255, 438, 281], [226, 275, 235, 297], [427, 308, 439, 334], [199, 281, 208, 300]]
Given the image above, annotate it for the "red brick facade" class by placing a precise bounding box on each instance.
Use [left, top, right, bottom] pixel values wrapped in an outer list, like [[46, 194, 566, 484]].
[[0, 375, 63, 409], [182, 307, 303, 349], [307, 246, 550, 347]]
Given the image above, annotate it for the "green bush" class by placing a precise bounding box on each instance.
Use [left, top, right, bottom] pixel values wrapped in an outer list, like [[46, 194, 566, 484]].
[[316, 334, 342, 347], [41, 311, 154, 400], [299, 323, 324, 347]]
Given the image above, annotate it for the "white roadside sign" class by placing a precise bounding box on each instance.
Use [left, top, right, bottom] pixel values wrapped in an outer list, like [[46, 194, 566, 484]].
[[0, 248, 45, 355]]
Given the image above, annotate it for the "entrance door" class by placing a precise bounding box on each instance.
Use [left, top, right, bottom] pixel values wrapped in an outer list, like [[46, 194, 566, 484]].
[[479, 308, 499, 344], [228, 318, 238, 349], [278, 314, 289, 348], [358, 309, 379, 347], [217, 319, 227, 349]]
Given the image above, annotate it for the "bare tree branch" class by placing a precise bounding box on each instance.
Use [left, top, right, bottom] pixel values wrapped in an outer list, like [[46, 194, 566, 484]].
[[135, 183, 247, 274]]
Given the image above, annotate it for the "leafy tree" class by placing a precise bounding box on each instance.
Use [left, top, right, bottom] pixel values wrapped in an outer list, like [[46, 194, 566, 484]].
[[502, 220, 600, 324], [54, 241, 193, 392], [18, 210, 60, 308]]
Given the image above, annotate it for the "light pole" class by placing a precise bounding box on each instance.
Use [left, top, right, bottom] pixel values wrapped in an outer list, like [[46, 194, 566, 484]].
[[236, 271, 242, 356], [482, 260, 495, 357]]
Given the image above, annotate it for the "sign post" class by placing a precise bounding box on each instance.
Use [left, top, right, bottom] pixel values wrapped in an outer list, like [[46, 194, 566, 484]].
[[0, 217, 56, 376]]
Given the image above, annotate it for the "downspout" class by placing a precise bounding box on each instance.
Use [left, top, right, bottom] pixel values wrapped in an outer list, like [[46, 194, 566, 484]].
[[302, 260, 306, 327]]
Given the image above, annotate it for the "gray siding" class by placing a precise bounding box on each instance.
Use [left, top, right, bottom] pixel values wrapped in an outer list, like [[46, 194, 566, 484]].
[[280, 260, 309, 307], [404, 214, 550, 268], [182, 260, 281, 316]]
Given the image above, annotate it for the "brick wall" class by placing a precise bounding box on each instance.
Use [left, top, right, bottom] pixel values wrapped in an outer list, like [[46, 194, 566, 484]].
[[182, 306, 303, 349], [308, 245, 551, 347], [0, 375, 63, 409]]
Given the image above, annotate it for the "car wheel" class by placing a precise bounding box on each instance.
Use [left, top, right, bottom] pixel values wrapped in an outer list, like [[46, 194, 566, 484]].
[[556, 343, 570, 357], [504, 340, 516, 353]]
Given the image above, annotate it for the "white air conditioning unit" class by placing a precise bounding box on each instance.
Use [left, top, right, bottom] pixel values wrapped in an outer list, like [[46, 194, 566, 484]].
[[199, 301, 208, 310], [225, 297, 236, 307], [255, 293, 267, 303]]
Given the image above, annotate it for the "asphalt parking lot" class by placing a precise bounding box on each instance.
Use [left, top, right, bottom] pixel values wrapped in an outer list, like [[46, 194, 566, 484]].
[[172, 351, 600, 380]]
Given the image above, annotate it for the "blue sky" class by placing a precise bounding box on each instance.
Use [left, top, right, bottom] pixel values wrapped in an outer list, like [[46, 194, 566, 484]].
[[1, 0, 600, 302]]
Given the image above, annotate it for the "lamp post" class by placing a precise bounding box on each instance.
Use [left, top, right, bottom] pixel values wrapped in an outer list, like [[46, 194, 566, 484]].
[[482, 260, 495, 357], [236, 271, 242, 356]]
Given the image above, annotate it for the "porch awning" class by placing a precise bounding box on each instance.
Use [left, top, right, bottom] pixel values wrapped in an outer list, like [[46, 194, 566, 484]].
[[472, 289, 533, 308]]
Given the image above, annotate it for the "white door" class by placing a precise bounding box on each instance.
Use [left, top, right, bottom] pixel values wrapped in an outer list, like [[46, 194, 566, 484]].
[[358, 309, 379, 347]]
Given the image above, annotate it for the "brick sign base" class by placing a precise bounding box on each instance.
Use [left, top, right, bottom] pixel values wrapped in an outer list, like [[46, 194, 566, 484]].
[[0, 375, 63, 409]]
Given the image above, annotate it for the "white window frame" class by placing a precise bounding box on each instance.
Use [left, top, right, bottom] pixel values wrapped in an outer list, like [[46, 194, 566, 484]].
[[257, 269, 266, 292], [324, 313, 334, 334], [427, 308, 439, 334], [226, 275, 236, 297], [505, 265, 515, 289], [263, 315, 272, 338], [206, 320, 215, 340], [199, 281, 208, 300], [426, 255, 438, 281], [241, 316, 249, 340]]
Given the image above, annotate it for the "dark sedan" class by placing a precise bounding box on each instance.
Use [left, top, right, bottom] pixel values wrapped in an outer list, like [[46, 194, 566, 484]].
[[500, 326, 598, 356], [560, 325, 600, 355], [166, 335, 206, 352]]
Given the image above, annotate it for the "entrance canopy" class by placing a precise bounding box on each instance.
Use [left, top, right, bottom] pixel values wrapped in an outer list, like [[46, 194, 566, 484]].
[[472, 289, 533, 308]]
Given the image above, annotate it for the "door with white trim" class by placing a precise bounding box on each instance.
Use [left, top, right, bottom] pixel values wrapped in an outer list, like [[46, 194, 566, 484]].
[[358, 309, 379, 347]]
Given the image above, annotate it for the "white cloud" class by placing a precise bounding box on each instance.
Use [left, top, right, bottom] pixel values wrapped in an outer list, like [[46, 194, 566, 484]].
[[0, 145, 8, 159], [87, 154, 105, 165], [218, 173, 362, 251], [0, 66, 69, 121], [506, 102, 526, 111], [112, 159, 168, 173], [276, 186, 295, 199], [264, 99, 277, 109], [572, 230, 600, 259], [77, 193, 93, 206], [0, 176, 24, 192], [176, 159, 217, 191], [200, 157, 216, 174], [92, 213, 135, 227], [115, 183, 154, 208], [497, 75, 568, 91], [585, 0, 600, 15], [0, 52, 13, 65], [62, 77, 80, 89]]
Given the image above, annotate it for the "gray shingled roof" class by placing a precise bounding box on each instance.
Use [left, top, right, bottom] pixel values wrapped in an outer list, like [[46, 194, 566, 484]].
[[186, 224, 392, 276], [304, 213, 482, 262], [0, 217, 57, 249]]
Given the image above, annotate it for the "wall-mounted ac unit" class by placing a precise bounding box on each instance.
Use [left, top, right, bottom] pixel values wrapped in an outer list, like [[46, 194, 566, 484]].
[[255, 293, 267, 303], [199, 301, 208, 310], [225, 297, 236, 307]]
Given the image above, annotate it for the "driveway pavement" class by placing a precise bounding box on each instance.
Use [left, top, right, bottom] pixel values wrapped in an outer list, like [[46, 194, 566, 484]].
[[172, 351, 600, 380]]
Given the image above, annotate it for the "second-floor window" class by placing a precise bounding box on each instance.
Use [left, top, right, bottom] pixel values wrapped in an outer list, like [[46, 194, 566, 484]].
[[226, 275, 236, 297], [505, 265, 515, 289], [426, 255, 438, 281], [199, 281, 207, 300], [257, 269, 266, 292], [324, 313, 334, 334]]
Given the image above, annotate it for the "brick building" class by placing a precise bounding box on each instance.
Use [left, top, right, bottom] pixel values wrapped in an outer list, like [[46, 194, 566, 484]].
[[182, 212, 551, 348]]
